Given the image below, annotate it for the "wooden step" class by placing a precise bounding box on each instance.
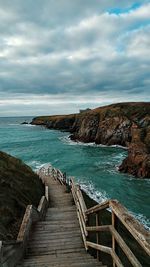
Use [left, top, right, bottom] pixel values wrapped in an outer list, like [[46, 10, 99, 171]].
[[18, 175, 107, 267]]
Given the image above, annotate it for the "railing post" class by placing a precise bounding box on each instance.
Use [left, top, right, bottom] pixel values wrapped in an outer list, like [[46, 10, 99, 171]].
[[63, 172, 66, 185], [96, 212, 100, 261], [0, 241, 3, 265], [112, 211, 116, 267]]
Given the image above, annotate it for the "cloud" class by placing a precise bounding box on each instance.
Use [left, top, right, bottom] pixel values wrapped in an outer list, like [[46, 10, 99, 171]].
[[0, 0, 149, 115]]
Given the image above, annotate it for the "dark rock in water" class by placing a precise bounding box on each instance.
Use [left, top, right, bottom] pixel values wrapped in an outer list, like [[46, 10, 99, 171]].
[[0, 151, 44, 240], [31, 102, 150, 178], [21, 121, 28, 124], [119, 123, 150, 178]]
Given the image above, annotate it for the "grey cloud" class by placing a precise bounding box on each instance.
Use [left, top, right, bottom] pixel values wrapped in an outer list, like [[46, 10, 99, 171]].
[[0, 0, 150, 115]]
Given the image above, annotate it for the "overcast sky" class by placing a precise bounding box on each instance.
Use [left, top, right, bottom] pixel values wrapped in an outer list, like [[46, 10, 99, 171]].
[[0, 0, 150, 116]]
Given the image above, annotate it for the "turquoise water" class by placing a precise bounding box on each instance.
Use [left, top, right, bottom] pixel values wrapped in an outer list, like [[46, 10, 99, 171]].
[[0, 117, 150, 228]]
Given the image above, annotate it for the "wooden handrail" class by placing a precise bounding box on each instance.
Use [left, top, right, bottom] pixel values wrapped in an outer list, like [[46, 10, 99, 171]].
[[70, 178, 150, 267], [70, 178, 88, 250], [86, 241, 111, 254], [110, 200, 150, 257], [85, 200, 110, 215], [109, 226, 142, 267]]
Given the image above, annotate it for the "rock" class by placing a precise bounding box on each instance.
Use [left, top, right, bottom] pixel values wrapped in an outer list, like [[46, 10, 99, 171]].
[[119, 123, 150, 178], [31, 102, 150, 178], [21, 121, 28, 124]]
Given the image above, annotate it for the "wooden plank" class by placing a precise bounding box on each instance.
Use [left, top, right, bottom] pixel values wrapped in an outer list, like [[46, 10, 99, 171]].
[[86, 241, 111, 255], [110, 226, 142, 267], [38, 196, 48, 219], [112, 211, 116, 267], [45, 186, 49, 201], [86, 225, 110, 232], [111, 251, 124, 267], [71, 181, 88, 237], [76, 198, 88, 237], [96, 213, 99, 260], [17, 205, 32, 242], [0, 240, 3, 263], [85, 200, 110, 215], [76, 187, 87, 222], [110, 200, 150, 257], [76, 208, 88, 251]]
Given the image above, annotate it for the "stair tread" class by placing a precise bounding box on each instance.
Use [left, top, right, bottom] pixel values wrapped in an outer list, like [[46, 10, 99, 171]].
[[17, 175, 107, 267]]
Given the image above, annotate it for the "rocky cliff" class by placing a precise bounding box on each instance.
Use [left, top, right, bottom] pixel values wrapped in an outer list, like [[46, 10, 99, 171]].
[[0, 151, 44, 240], [31, 102, 150, 178]]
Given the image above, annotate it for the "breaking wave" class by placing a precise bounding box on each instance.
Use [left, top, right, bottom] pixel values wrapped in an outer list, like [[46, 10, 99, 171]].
[[60, 135, 128, 149]]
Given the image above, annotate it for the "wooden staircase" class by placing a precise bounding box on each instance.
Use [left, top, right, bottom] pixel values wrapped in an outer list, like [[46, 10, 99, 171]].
[[1, 165, 149, 267], [17, 172, 106, 267]]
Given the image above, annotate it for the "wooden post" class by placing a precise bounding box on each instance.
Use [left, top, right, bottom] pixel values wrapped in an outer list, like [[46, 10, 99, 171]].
[[96, 213, 100, 260], [0, 241, 3, 264], [112, 211, 116, 267], [63, 172, 66, 185]]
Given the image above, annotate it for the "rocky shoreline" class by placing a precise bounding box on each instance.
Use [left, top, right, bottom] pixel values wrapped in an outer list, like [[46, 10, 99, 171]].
[[31, 102, 150, 178]]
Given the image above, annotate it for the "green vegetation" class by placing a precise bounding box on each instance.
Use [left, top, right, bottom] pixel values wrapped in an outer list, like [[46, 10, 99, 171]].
[[0, 151, 44, 240]]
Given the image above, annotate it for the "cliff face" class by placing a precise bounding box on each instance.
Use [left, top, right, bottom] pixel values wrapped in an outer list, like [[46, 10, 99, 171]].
[[32, 102, 150, 178], [0, 151, 44, 240], [119, 122, 150, 178]]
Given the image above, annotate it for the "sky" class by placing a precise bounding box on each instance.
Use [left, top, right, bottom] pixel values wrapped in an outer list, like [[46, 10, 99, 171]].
[[0, 0, 150, 116]]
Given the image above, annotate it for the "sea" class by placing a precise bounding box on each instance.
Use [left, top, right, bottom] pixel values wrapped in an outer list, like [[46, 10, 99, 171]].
[[0, 116, 150, 229]]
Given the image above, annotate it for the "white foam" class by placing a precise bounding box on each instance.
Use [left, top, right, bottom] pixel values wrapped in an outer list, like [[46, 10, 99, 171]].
[[29, 159, 150, 230], [60, 135, 128, 150], [28, 160, 51, 171], [22, 124, 36, 127], [74, 177, 150, 230], [75, 178, 108, 204], [130, 211, 150, 230]]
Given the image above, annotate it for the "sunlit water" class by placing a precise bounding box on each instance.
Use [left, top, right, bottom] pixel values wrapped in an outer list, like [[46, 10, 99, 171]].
[[0, 117, 150, 229]]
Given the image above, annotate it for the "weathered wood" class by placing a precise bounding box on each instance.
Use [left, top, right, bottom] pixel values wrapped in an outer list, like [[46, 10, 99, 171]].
[[110, 226, 142, 267], [111, 251, 124, 267], [71, 184, 88, 245], [17, 205, 32, 243], [0, 241, 3, 264], [86, 241, 111, 255], [3, 165, 150, 267], [96, 213, 99, 260], [86, 225, 110, 232], [45, 185, 49, 201], [112, 211, 116, 267], [110, 200, 150, 257], [18, 170, 105, 267], [85, 200, 110, 215], [37, 196, 48, 219], [76, 186, 87, 222]]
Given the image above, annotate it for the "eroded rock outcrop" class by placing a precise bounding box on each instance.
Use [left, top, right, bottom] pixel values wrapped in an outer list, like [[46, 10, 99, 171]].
[[119, 123, 150, 178], [31, 102, 150, 178]]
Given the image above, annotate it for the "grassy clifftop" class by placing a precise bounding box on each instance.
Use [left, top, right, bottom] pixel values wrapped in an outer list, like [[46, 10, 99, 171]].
[[0, 151, 44, 240]]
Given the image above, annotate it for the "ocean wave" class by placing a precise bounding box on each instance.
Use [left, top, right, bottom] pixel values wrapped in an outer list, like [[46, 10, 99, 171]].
[[30, 160, 150, 230], [130, 211, 150, 230], [74, 177, 150, 230], [22, 124, 35, 127], [27, 160, 50, 171], [75, 178, 108, 203], [60, 135, 128, 150]]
